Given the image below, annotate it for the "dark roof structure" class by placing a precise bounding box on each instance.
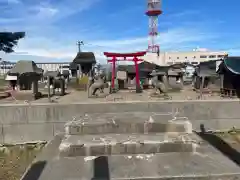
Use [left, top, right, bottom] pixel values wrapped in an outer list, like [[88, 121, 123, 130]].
[[9, 60, 43, 75], [138, 61, 159, 72], [154, 65, 169, 76], [73, 52, 96, 64], [117, 65, 135, 73], [218, 56, 240, 75], [69, 62, 78, 70], [118, 61, 162, 74], [195, 60, 221, 77]]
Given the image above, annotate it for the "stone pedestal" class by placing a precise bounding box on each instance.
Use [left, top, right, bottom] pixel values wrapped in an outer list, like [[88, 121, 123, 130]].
[[60, 114, 195, 157], [21, 112, 240, 180], [32, 80, 38, 94]]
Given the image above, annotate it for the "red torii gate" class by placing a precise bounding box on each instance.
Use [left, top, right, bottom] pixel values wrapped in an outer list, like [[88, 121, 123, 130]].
[[104, 51, 147, 93]]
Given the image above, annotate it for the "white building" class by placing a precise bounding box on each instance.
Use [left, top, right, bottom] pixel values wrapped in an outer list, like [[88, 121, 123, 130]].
[[36, 62, 70, 72], [0, 61, 71, 75], [0, 62, 15, 75], [143, 49, 228, 66]]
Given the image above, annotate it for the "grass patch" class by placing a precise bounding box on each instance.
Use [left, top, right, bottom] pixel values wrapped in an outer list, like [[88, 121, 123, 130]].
[[0, 143, 46, 180]]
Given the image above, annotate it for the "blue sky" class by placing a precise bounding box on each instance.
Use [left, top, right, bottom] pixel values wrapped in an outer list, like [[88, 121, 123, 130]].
[[0, 0, 240, 63]]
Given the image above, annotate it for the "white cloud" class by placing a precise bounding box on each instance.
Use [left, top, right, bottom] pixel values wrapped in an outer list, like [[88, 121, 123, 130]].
[[33, 5, 59, 18], [0, 1, 226, 63], [90, 27, 216, 50], [1, 0, 100, 26], [168, 10, 199, 18], [2, 25, 217, 64]]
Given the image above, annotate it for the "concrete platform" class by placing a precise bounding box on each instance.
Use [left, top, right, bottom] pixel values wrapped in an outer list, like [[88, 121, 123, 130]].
[[2, 100, 240, 144], [59, 133, 197, 157], [65, 114, 192, 135], [22, 135, 240, 180]]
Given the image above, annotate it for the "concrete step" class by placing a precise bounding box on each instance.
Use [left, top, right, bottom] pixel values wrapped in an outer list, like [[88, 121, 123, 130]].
[[21, 134, 240, 180], [59, 133, 198, 157], [37, 152, 240, 180], [65, 114, 192, 135]]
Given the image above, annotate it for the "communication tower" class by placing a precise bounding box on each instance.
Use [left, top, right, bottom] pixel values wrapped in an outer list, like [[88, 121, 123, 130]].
[[146, 0, 162, 53]]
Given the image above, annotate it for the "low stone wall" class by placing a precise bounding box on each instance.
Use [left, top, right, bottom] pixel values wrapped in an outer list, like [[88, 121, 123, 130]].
[[0, 100, 240, 144]]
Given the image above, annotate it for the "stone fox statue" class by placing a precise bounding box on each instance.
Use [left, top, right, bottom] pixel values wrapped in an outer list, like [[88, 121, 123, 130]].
[[151, 70, 169, 97], [88, 74, 107, 96]]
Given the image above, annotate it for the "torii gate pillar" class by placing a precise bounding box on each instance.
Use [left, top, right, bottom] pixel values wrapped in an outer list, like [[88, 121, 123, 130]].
[[104, 51, 146, 93]]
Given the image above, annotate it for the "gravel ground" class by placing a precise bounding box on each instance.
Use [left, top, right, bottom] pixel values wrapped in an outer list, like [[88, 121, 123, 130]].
[[0, 84, 234, 104]]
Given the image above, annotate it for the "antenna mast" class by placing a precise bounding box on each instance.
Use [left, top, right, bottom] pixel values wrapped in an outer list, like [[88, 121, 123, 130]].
[[146, 0, 162, 54]]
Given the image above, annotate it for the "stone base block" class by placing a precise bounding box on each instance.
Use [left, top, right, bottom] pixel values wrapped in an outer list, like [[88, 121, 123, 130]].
[[65, 114, 192, 135], [59, 134, 197, 157]]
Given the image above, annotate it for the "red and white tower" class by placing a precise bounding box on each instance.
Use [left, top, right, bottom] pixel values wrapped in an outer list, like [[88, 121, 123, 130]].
[[146, 0, 162, 53]]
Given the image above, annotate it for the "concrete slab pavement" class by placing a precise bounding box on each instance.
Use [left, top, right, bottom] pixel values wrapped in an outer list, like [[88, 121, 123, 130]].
[[21, 135, 240, 180]]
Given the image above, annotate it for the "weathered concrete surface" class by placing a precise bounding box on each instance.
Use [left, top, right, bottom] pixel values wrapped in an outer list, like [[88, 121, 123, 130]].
[[59, 134, 196, 157], [20, 113, 240, 180], [2, 122, 65, 144], [1, 100, 240, 144], [21, 135, 240, 180], [1, 100, 240, 124], [65, 114, 192, 135]]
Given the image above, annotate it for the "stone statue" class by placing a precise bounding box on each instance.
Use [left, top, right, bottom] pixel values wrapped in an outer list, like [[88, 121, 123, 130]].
[[151, 70, 169, 98], [88, 74, 107, 97]]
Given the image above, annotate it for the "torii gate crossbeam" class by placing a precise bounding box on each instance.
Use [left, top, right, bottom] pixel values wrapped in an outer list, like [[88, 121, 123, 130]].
[[104, 51, 146, 93]]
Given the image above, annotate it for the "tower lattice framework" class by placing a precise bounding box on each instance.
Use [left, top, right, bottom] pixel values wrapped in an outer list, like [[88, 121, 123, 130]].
[[146, 0, 162, 53]]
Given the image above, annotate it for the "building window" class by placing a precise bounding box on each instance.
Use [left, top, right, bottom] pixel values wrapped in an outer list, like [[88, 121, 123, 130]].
[[177, 57, 179, 59], [209, 55, 216, 58], [200, 55, 207, 58], [185, 57, 187, 59], [169, 57, 171, 59], [193, 56, 196, 59]]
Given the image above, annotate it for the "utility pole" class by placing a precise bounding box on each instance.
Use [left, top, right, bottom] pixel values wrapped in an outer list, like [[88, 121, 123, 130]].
[[76, 41, 84, 52], [76, 41, 84, 78]]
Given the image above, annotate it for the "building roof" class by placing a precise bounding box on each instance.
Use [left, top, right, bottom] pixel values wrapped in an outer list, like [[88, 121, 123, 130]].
[[69, 62, 78, 70], [195, 60, 220, 77], [220, 56, 240, 75], [73, 52, 96, 64], [117, 61, 161, 74], [138, 61, 158, 72], [117, 65, 135, 73], [9, 60, 43, 75]]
